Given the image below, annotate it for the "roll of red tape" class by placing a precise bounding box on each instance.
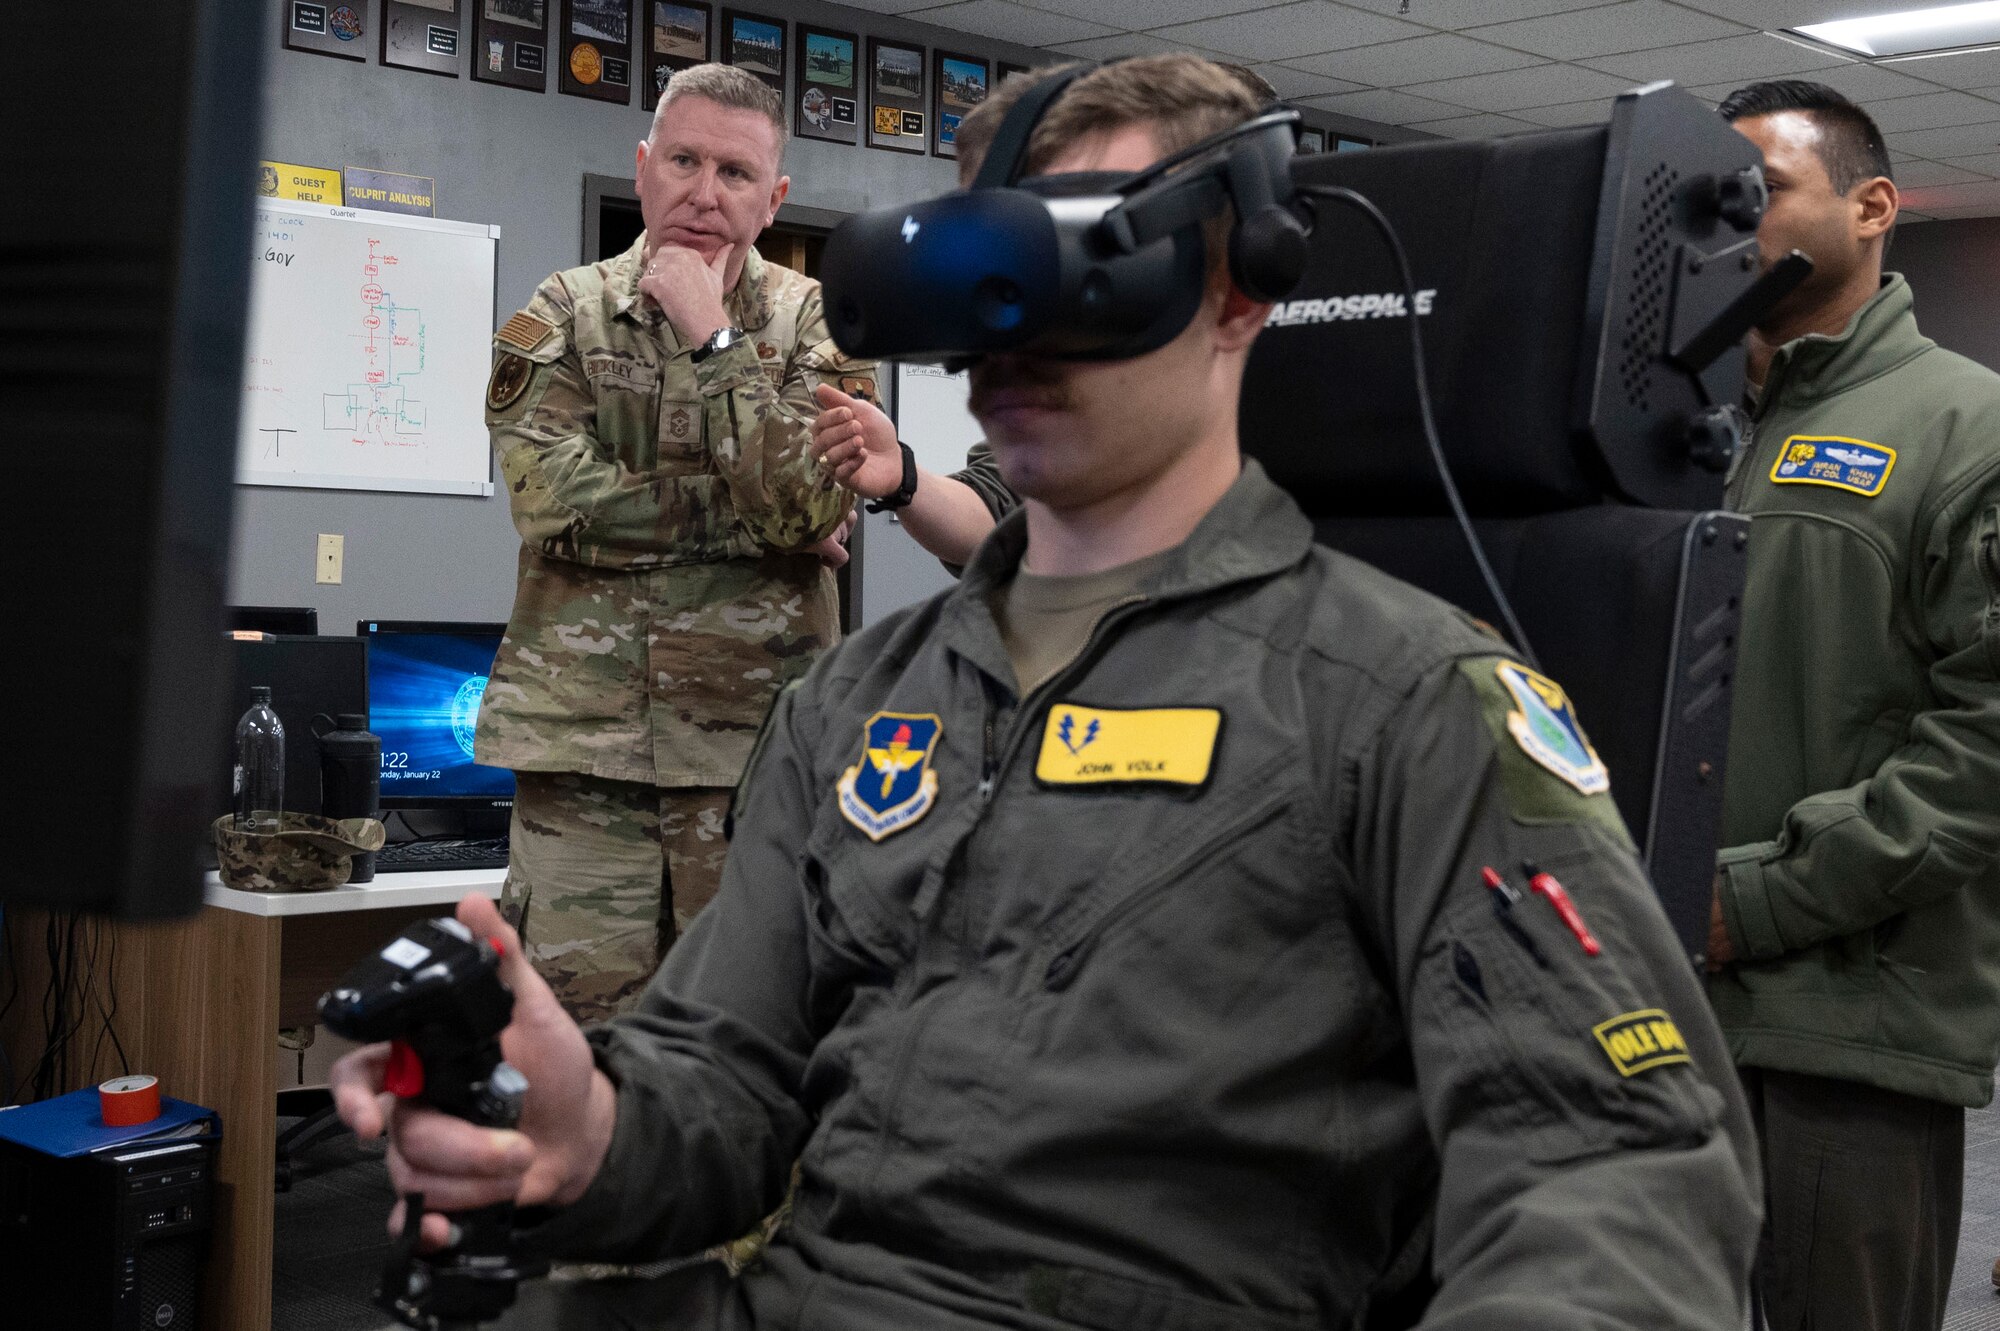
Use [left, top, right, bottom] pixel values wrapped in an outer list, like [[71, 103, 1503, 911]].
[[100, 1074, 161, 1127]]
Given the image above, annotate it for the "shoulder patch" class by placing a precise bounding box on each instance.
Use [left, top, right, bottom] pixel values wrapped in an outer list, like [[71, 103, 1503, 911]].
[[1770, 434, 1895, 497], [1494, 661, 1608, 796], [487, 353, 534, 412], [496, 310, 558, 354], [1457, 658, 1633, 850]]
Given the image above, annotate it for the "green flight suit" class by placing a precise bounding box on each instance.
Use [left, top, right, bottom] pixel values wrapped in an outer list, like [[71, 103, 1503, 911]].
[[507, 461, 1761, 1329]]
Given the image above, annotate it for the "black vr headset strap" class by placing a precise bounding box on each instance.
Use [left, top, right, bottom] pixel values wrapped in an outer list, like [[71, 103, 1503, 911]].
[[971, 63, 1096, 190]]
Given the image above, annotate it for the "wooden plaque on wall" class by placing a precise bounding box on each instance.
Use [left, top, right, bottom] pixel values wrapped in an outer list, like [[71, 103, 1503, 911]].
[[867, 37, 924, 156], [642, 0, 711, 111], [794, 24, 858, 146], [721, 8, 786, 94], [560, 0, 632, 103], [472, 0, 549, 91], [283, 0, 371, 60], [382, 0, 462, 76]]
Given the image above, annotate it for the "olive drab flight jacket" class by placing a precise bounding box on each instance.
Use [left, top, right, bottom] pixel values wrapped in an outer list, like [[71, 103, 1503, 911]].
[[475, 238, 876, 788], [515, 463, 1761, 1330], [1713, 274, 2000, 1108]]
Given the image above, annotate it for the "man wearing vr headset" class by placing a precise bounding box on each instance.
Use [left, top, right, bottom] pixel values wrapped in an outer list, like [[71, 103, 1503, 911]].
[[336, 54, 1758, 1329]]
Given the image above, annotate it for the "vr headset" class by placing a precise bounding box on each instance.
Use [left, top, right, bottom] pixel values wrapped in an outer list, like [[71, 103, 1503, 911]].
[[818, 64, 1314, 366]]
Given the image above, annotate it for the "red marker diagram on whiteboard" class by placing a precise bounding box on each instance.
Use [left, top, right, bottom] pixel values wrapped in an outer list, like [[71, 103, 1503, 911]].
[[322, 237, 427, 449]]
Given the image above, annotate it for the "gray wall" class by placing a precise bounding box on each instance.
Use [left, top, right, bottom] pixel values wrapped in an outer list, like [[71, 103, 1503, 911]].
[[1894, 218, 2000, 376], [228, 0, 1411, 627]]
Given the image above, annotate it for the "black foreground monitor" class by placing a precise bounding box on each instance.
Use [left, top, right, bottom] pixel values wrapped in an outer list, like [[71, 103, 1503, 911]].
[[358, 622, 515, 810], [5, 0, 264, 918]]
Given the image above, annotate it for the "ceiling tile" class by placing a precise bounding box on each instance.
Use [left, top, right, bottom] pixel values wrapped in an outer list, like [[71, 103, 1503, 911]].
[[1939, 149, 2000, 175], [1893, 117, 2000, 157], [1049, 31, 1219, 60], [1301, 87, 1476, 123], [906, 1, 1116, 46], [1334, 0, 1637, 29], [1253, 62, 1367, 99], [1583, 33, 1850, 85], [1507, 96, 1624, 125], [1405, 110, 1545, 136], [1880, 48, 2000, 92], [1892, 158, 1993, 187], [1406, 61, 1635, 111], [1897, 178, 2000, 210], [1010, 0, 1276, 29], [1869, 89, 2000, 131], [1690, 60, 1945, 105], [1467, 1, 1750, 61], [1284, 32, 1546, 84], [1665, 1, 1960, 25], [827, 0, 939, 12], [1152, 2, 1429, 62]]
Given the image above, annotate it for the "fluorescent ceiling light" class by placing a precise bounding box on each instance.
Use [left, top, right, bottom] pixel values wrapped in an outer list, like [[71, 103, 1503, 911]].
[[1792, 1, 2000, 57]]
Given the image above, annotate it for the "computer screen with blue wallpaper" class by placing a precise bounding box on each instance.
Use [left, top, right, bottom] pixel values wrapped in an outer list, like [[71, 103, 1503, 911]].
[[358, 621, 513, 808]]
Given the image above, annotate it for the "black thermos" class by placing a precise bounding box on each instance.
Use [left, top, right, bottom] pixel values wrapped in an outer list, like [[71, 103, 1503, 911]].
[[314, 712, 381, 882]]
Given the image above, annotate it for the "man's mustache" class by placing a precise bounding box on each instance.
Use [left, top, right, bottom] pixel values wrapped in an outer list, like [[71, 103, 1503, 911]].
[[968, 359, 1073, 416]]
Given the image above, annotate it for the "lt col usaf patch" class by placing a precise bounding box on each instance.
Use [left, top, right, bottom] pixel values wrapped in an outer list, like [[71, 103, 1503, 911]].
[[837, 712, 942, 841], [1495, 662, 1609, 796], [1770, 434, 1895, 497]]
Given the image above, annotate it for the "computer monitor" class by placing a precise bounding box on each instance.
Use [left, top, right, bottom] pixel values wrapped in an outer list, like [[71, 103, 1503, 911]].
[[5, 0, 264, 918], [229, 605, 319, 635], [357, 621, 514, 809]]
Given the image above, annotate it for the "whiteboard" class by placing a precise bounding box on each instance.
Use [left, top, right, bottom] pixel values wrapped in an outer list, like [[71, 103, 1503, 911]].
[[892, 362, 983, 478], [237, 200, 500, 496]]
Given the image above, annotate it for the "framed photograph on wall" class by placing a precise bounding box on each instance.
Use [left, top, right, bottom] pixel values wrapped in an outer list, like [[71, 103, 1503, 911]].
[[643, 0, 710, 109], [473, 0, 548, 92], [867, 37, 924, 155], [382, 0, 461, 76], [794, 24, 858, 146], [284, 0, 370, 61], [560, 0, 631, 103], [1335, 136, 1371, 152], [1297, 128, 1325, 154], [721, 9, 785, 93], [931, 50, 988, 160]]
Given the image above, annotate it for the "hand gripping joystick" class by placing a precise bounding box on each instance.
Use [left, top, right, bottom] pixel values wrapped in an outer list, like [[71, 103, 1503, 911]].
[[319, 917, 547, 1330]]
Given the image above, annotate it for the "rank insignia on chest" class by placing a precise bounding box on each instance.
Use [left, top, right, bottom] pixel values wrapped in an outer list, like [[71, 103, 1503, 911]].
[[667, 406, 693, 440], [837, 712, 942, 840], [1034, 704, 1222, 789], [1495, 662, 1609, 796], [1770, 434, 1895, 497]]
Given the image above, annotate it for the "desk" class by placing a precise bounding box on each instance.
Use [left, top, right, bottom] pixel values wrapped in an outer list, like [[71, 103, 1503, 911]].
[[0, 868, 504, 1331]]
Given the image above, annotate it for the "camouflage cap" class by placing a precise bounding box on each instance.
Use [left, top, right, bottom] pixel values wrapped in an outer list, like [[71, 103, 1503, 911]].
[[212, 813, 387, 893]]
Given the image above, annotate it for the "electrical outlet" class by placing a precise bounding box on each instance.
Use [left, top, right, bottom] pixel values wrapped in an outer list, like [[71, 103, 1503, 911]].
[[316, 533, 344, 584]]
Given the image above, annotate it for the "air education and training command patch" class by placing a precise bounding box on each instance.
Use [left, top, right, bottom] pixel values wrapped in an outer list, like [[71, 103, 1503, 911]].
[[1495, 661, 1609, 797], [1770, 434, 1896, 498], [837, 712, 942, 841]]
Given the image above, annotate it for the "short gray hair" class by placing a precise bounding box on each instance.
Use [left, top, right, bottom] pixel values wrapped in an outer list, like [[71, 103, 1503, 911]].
[[648, 63, 789, 158]]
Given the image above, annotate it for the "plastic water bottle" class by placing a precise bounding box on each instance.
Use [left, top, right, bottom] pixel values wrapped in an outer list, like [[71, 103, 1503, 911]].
[[234, 686, 286, 833]]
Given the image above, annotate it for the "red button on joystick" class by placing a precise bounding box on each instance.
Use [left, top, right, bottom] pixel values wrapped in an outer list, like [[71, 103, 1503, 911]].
[[384, 1039, 425, 1098]]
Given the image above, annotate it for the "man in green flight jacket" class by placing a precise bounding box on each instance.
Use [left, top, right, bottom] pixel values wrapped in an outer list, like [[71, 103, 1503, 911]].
[[1709, 80, 2000, 1331]]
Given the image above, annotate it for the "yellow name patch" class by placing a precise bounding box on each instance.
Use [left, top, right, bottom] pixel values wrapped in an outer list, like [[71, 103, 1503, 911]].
[[1593, 1009, 1691, 1077], [1035, 705, 1221, 788]]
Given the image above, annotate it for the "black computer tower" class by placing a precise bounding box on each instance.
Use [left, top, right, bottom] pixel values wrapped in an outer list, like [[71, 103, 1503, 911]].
[[0, 1131, 217, 1331]]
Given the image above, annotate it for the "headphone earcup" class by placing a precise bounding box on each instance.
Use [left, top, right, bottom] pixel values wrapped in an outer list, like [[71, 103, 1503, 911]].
[[1229, 206, 1311, 303]]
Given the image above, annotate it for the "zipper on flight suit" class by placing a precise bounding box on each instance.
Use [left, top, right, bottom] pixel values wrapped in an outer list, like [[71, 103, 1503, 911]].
[[976, 594, 1149, 808]]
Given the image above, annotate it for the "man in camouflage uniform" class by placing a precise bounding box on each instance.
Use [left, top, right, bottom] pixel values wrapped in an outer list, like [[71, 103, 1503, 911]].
[[477, 63, 875, 1023]]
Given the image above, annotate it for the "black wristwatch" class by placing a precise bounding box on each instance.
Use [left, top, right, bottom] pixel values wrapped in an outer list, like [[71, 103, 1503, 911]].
[[864, 442, 919, 513], [690, 325, 745, 364]]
